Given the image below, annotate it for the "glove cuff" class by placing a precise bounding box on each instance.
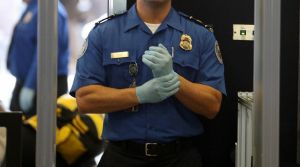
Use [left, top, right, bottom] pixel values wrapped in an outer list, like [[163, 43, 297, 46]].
[[153, 70, 175, 78], [135, 86, 145, 104]]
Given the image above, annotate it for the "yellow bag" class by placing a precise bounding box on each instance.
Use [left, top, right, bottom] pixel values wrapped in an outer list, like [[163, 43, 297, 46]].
[[24, 94, 104, 165]]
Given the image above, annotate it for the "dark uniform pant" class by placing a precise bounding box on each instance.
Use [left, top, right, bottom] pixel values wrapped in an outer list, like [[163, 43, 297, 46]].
[[10, 75, 68, 116], [98, 140, 203, 167]]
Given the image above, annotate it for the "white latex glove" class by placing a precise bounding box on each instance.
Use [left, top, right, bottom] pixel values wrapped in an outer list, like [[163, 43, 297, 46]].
[[142, 43, 173, 77], [19, 87, 35, 113], [136, 72, 180, 103]]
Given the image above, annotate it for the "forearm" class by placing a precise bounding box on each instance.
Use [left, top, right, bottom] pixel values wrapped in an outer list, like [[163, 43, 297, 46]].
[[76, 85, 139, 114], [175, 76, 222, 119]]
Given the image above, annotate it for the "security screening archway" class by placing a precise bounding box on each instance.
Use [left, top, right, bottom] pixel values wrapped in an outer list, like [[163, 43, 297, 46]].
[[35, 0, 282, 166]]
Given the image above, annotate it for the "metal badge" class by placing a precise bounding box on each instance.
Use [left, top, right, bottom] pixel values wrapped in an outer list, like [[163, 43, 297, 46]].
[[180, 34, 193, 51], [215, 41, 223, 64], [23, 11, 33, 24]]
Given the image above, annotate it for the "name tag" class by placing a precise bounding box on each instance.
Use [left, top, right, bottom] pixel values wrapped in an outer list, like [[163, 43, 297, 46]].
[[111, 51, 129, 59]]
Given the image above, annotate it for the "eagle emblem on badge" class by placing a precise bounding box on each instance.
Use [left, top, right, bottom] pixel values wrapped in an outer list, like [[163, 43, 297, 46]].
[[180, 34, 192, 51]]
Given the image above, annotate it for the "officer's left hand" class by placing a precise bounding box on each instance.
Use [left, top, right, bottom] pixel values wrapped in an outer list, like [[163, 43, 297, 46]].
[[136, 72, 180, 104], [142, 44, 173, 77], [19, 87, 35, 113]]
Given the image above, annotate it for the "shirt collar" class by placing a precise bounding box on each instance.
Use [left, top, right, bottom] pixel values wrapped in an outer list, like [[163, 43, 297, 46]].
[[161, 7, 183, 32], [124, 4, 143, 32], [124, 4, 183, 33]]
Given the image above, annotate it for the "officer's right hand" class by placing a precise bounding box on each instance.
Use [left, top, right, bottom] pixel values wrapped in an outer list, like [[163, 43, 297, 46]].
[[142, 43, 173, 77], [136, 72, 180, 104]]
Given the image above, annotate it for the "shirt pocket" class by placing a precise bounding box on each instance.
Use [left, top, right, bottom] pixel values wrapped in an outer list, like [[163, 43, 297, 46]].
[[172, 48, 200, 81], [102, 49, 137, 88]]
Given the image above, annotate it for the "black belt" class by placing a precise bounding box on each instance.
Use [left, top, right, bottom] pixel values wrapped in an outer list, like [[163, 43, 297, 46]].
[[108, 137, 197, 157]]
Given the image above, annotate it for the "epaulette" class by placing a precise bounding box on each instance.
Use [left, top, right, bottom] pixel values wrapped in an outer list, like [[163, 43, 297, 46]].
[[178, 12, 214, 32], [95, 11, 127, 25]]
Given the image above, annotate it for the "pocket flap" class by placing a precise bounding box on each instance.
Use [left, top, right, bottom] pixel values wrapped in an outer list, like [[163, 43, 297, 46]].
[[173, 53, 199, 70]]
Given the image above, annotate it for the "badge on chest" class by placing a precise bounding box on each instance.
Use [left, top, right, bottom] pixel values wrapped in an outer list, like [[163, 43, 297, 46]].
[[180, 34, 192, 51]]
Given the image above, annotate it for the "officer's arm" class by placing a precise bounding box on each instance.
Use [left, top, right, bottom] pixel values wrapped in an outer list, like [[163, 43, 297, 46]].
[[175, 76, 222, 119], [75, 85, 139, 114]]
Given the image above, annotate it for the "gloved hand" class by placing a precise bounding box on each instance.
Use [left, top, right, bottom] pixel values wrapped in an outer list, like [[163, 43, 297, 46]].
[[19, 87, 35, 113], [142, 43, 173, 77], [136, 72, 180, 103]]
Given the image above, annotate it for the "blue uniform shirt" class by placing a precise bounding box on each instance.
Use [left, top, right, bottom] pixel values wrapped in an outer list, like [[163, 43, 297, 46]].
[[70, 5, 226, 142], [7, 0, 69, 90]]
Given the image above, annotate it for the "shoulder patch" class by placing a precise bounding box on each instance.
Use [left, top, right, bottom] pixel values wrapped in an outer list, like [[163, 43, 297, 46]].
[[178, 12, 214, 32], [78, 38, 88, 59], [215, 41, 223, 64]]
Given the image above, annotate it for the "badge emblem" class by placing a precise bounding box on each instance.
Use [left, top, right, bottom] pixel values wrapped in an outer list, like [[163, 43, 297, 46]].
[[180, 34, 192, 51], [215, 41, 223, 64], [23, 11, 33, 24]]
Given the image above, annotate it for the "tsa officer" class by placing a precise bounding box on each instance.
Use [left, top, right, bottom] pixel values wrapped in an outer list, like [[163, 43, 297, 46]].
[[70, 0, 226, 166], [7, 0, 70, 116]]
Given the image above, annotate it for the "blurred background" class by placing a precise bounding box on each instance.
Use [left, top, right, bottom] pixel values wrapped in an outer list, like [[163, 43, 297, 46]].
[[0, 0, 107, 110]]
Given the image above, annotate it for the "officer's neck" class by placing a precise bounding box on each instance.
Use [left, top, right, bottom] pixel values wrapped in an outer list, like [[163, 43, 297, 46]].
[[136, 1, 171, 24]]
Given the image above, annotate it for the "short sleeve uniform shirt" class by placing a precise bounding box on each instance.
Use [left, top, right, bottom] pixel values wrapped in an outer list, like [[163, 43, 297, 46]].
[[70, 5, 226, 142]]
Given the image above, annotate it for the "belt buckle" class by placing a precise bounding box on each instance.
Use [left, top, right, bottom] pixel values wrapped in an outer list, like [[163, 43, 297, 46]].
[[145, 143, 158, 157]]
